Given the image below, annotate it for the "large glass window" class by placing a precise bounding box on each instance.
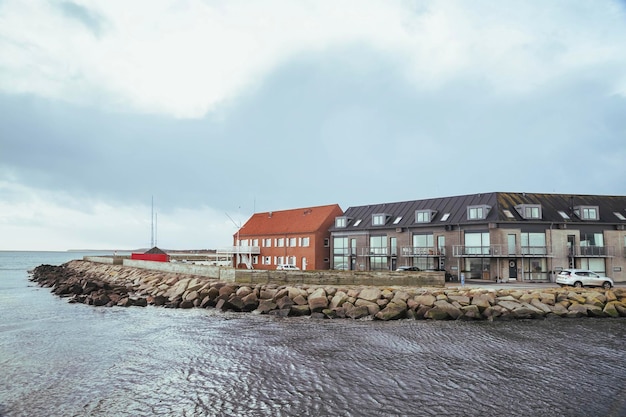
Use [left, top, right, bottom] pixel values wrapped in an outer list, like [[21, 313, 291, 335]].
[[370, 236, 387, 255], [413, 234, 434, 255], [370, 236, 387, 270], [508, 234, 517, 255], [580, 232, 605, 256], [437, 235, 446, 256], [370, 256, 387, 271], [580, 258, 606, 274], [523, 258, 547, 281], [464, 232, 490, 255], [464, 258, 489, 279], [333, 237, 349, 270], [521, 233, 546, 255]]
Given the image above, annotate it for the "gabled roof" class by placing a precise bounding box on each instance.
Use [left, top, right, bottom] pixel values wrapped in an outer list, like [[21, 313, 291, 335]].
[[237, 204, 343, 237], [330, 192, 626, 231]]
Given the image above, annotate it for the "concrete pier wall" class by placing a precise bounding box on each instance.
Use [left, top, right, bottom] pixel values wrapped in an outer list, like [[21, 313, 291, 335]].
[[84, 256, 444, 287]]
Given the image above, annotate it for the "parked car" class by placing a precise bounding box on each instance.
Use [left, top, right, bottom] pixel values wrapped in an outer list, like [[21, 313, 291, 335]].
[[396, 266, 421, 272], [276, 264, 300, 271], [555, 269, 614, 289]]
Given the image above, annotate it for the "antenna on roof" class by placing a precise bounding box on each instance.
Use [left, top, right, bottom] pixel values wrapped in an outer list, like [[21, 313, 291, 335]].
[[150, 196, 154, 248]]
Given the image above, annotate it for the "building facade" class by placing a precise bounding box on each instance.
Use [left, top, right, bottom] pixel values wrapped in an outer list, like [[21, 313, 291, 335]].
[[228, 204, 343, 270], [328, 192, 626, 283]]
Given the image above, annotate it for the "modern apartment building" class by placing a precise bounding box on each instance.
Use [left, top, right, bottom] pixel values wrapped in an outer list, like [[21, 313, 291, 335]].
[[328, 192, 626, 282], [229, 204, 343, 270]]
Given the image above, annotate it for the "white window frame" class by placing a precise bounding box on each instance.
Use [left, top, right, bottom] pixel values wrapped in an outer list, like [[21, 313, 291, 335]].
[[467, 205, 491, 220], [372, 213, 388, 226], [415, 209, 436, 223], [335, 217, 347, 228], [575, 205, 599, 220], [515, 204, 542, 220]]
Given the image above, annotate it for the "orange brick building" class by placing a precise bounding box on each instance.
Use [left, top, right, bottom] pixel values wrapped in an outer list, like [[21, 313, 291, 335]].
[[232, 204, 343, 270]]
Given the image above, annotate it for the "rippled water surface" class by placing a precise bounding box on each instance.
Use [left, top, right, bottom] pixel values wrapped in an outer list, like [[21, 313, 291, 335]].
[[1, 252, 625, 417]]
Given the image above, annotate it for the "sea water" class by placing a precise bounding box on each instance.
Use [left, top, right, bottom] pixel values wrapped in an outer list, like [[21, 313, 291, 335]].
[[1, 251, 625, 417]]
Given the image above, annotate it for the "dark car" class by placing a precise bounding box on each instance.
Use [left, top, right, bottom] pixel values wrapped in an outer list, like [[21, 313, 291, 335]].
[[396, 266, 421, 271]]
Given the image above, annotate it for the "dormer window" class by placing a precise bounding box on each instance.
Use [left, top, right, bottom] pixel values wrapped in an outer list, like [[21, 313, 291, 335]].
[[515, 204, 542, 220], [574, 206, 599, 221], [467, 205, 491, 220], [415, 209, 437, 223], [372, 213, 389, 226], [335, 216, 348, 228]]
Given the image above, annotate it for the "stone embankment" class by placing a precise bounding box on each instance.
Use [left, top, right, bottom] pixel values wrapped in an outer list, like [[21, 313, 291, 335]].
[[31, 260, 626, 321]]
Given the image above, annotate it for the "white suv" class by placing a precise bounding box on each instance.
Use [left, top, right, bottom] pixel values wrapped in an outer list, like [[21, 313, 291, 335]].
[[556, 269, 614, 289], [276, 264, 300, 271]]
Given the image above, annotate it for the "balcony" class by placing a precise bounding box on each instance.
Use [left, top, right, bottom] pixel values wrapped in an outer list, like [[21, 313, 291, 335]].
[[401, 247, 444, 257], [217, 246, 261, 255], [363, 247, 394, 256], [452, 245, 549, 257], [569, 245, 614, 257]]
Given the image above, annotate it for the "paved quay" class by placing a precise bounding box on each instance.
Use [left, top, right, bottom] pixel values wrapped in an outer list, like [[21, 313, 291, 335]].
[[447, 279, 626, 290]]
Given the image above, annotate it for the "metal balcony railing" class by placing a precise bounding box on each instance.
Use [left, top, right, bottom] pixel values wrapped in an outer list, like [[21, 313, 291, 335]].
[[570, 245, 614, 257], [452, 245, 549, 257], [401, 247, 444, 256]]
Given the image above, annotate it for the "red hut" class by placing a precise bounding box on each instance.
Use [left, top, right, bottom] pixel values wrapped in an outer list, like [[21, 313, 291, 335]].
[[131, 246, 170, 262]]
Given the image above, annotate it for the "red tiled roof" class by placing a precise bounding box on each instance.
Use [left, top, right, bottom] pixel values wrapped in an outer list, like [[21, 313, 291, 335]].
[[236, 204, 343, 236]]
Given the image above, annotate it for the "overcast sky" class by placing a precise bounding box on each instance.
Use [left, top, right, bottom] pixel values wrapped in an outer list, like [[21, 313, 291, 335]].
[[1, 0, 626, 251]]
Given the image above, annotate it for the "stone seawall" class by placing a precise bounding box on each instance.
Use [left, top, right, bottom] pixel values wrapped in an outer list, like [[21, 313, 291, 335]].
[[31, 260, 626, 321]]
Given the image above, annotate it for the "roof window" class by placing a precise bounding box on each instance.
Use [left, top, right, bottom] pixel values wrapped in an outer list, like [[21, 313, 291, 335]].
[[515, 204, 542, 220], [372, 213, 390, 226], [415, 209, 437, 223], [335, 216, 349, 228], [574, 206, 599, 221], [467, 205, 491, 220]]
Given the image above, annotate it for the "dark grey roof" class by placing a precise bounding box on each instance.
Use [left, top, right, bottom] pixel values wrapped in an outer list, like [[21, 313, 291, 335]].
[[329, 192, 626, 232], [145, 246, 168, 254]]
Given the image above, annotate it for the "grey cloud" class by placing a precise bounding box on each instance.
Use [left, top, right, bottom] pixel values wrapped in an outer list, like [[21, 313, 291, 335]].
[[1, 46, 625, 217], [57, 2, 105, 37]]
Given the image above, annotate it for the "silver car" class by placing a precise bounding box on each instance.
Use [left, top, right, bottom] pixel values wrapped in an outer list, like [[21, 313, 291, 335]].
[[556, 269, 614, 289]]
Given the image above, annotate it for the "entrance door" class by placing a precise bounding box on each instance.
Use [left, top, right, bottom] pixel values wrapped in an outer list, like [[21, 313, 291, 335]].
[[509, 259, 518, 279], [302, 257, 307, 271], [567, 235, 576, 268]]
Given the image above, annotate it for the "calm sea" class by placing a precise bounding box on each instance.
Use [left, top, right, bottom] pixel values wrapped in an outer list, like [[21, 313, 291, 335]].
[[1, 251, 625, 417]]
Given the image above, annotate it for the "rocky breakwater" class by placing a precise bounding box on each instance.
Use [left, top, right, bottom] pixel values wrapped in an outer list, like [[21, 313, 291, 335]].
[[31, 260, 626, 321]]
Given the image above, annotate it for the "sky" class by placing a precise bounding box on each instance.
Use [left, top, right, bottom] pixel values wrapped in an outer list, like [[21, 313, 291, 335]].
[[1, 0, 626, 251]]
